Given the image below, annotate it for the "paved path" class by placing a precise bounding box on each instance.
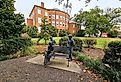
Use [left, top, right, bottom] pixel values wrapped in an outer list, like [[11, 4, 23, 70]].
[[26, 55, 81, 73], [0, 55, 103, 82], [0, 56, 80, 82]]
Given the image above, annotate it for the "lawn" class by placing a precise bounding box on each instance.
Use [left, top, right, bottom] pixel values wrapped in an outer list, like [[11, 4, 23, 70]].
[[32, 37, 121, 49]]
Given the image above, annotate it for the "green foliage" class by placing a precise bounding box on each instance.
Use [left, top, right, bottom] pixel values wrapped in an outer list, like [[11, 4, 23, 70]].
[[0, 46, 37, 61], [59, 30, 70, 37], [37, 17, 57, 44], [22, 26, 38, 38], [75, 30, 85, 37], [83, 39, 97, 48], [0, 0, 32, 56], [108, 30, 118, 38], [59, 36, 68, 46], [73, 51, 121, 81], [103, 41, 121, 70], [75, 7, 116, 37], [0, 37, 32, 55], [59, 37, 83, 51], [73, 38, 83, 51]]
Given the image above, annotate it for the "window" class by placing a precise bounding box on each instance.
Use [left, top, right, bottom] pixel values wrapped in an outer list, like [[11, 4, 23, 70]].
[[56, 15, 59, 19], [60, 16, 63, 19], [60, 22, 62, 26], [63, 16, 65, 19], [38, 18, 41, 23], [52, 21, 55, 26], [63, 22, 65, 27], [45, 12, 48, 16], [52, 15, 55, 19], [49, 15, 51, 19], [56, 22, 59, 26], [38, 9, 41, 14]]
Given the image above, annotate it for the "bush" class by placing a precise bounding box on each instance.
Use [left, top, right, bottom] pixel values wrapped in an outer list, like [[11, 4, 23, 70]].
[[73, 38, 83, 51], [108, 30, 118, 38], [59, 37, 83, 51], [76, 30, 85, 37], [0, 37, 32, 56], [103, 41, 121, 70], [59, 30, 70, 37], [22, 26, 38, 38], [83, 39, 97, 48], [73, 51, 121, 81], [0, 46, 37, 61]]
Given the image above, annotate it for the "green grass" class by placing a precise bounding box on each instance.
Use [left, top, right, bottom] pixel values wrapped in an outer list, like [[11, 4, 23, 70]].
[[31, 37, 61, 45], [77, 37, 121, 49], [32, 37, 121, 49]]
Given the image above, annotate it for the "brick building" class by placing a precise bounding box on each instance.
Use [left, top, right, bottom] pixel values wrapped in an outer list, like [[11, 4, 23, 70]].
[[27, 2, 79, 33], [68, 21, 80, 33]]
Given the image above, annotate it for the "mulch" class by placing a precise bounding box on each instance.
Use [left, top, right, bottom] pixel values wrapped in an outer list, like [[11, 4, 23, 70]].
[[82, 48, 105, 59]]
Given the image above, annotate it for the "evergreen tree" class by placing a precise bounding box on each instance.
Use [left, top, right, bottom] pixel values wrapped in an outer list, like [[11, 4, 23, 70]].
[[0, 0, 32, 55]]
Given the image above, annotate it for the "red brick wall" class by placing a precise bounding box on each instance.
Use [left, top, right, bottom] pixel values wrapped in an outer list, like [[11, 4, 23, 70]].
[[27, 18, 33, 27], [68, 23, 79, 33], [27, 2, 69, 28], [27, 2, 70, 32]]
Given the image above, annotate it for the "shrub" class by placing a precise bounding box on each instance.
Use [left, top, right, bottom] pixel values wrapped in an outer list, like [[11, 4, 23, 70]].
[[76, 30, 85, 37], [59, 30, 70, 37], [74, 51, 120, 81], [83, 39, 97, 48], [59, 36, 68, 46], [59, 37, 83, 51], [0, 37, 32, 56], [108, 30, 118, 38], [103, 41, 121, 70], [73, 38, 83, 51]]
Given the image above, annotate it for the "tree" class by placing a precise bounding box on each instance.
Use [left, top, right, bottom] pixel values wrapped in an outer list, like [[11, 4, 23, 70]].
[[55, 0, 121, 5], [75, 7, 112, 37], [37, 17, 57, 44], [0, 0, 32, 55], [104, 7, 121, 25], [22, 26, 38, 38], [59, 30, 70, 37]]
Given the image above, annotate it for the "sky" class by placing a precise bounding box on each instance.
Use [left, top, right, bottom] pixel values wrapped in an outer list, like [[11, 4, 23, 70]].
[[14, 0, 121, 19]]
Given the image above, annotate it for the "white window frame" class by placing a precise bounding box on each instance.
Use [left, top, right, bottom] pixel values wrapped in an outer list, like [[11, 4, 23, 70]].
[[60, 16, 62, 19], [56, 15, 59, 19], [56, 22, 59, 26], [38, 18, 41, 23], [60, 22, 62, 26], [52, 15, 55, 19], [52, 21, 55, 26], [38, 9, 41, 14]]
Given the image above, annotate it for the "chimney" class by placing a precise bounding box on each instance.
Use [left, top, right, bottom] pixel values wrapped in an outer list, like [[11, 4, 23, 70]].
[[41, 2, 44, 8]]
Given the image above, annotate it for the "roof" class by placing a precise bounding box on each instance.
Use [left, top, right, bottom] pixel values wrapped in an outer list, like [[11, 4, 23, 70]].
[[29, 5, 70, 17]]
